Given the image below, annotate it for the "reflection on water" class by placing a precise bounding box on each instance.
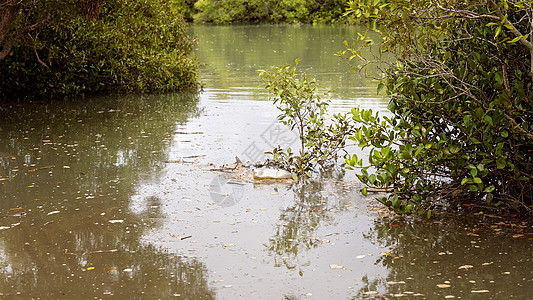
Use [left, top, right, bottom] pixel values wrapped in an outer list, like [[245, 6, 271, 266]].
[[190, 24, 388, 110], [0, 93, 216, 298], [268, 169, 347, 273], [354, 213, 533, 299]]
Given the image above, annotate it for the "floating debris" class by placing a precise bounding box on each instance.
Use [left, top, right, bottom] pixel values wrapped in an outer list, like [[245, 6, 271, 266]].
[[329, 264, 344, 269], [458, 265, 474, 270], [363, 291, 378, 295], [253, 167, 293, 180]]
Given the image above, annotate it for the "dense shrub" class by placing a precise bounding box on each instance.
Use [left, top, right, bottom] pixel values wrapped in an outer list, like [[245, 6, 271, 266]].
[[341, 0, 532, 215], [0, 0, 199, 98]]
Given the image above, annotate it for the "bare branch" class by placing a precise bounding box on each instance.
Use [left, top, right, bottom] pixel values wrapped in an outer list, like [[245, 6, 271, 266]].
[[0, 3, 50, 60]]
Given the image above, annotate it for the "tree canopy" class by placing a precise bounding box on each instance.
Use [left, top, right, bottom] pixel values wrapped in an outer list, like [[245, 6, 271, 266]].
[[176, 0, 350, 24], [341, 0, 532, 215]]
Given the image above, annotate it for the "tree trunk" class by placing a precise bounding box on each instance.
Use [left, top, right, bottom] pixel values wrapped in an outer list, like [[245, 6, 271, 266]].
[[0, 0, 21, 60]]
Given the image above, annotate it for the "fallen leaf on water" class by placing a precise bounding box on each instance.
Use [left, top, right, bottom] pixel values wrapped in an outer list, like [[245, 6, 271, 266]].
[[87, 267, 95, 271], [482, 262, 493, 266], [388, 281, 406, 285], [380, 252, 392, 256], [329, 264, 344, 269], [363, 291, 378, 295], [108, 220, 124, 223], [437, 284, 452, 288], [512, 234, 524, 238], [47, 211, 60, 215], [123, 268, 133, 272], [0, 226, 10, 230], [62, 166, 71, 169], [0, 178, 7, 181], [168, 233, 192, 240], [458, 265, 474, 270], [471, 290, 489, 293]]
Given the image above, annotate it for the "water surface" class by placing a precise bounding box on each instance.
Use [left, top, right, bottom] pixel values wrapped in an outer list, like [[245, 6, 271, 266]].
[[1, 24, 532, 299]]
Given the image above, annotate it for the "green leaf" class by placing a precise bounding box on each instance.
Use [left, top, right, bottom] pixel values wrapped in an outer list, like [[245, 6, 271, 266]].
[[414, 144, 424, 157], [391, 196, 399, 208], [382, 146, 390, 158], [484, 186, 496, 193], [508, 35, 526, 43], [469, 185, 480, 192], [361, 187, 368, 196], [496, 158, 506, 169], [494, 72, 504, 85], [405, 203, 414, 213], [377, 82, 385, 94], [495, 25, 502, 38], [369, 174, 377, 185]]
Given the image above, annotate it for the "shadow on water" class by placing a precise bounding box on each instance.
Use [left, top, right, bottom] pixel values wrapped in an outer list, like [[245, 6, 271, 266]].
[[0, 93, 216, 298]]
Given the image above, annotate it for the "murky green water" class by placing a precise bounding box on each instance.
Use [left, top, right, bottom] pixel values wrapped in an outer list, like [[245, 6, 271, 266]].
[[1, 24, 532, 299]]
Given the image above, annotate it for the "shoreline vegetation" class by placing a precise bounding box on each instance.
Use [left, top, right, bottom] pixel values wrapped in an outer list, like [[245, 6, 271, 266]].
[[0, 0, 354, 100], [176, 0, 354, 24], [1, 0, 531, 218], [0, 0, 200, 99]]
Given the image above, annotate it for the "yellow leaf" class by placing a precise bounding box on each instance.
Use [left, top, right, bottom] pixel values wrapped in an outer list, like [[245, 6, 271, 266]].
[[87, 267, 95, 271]]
